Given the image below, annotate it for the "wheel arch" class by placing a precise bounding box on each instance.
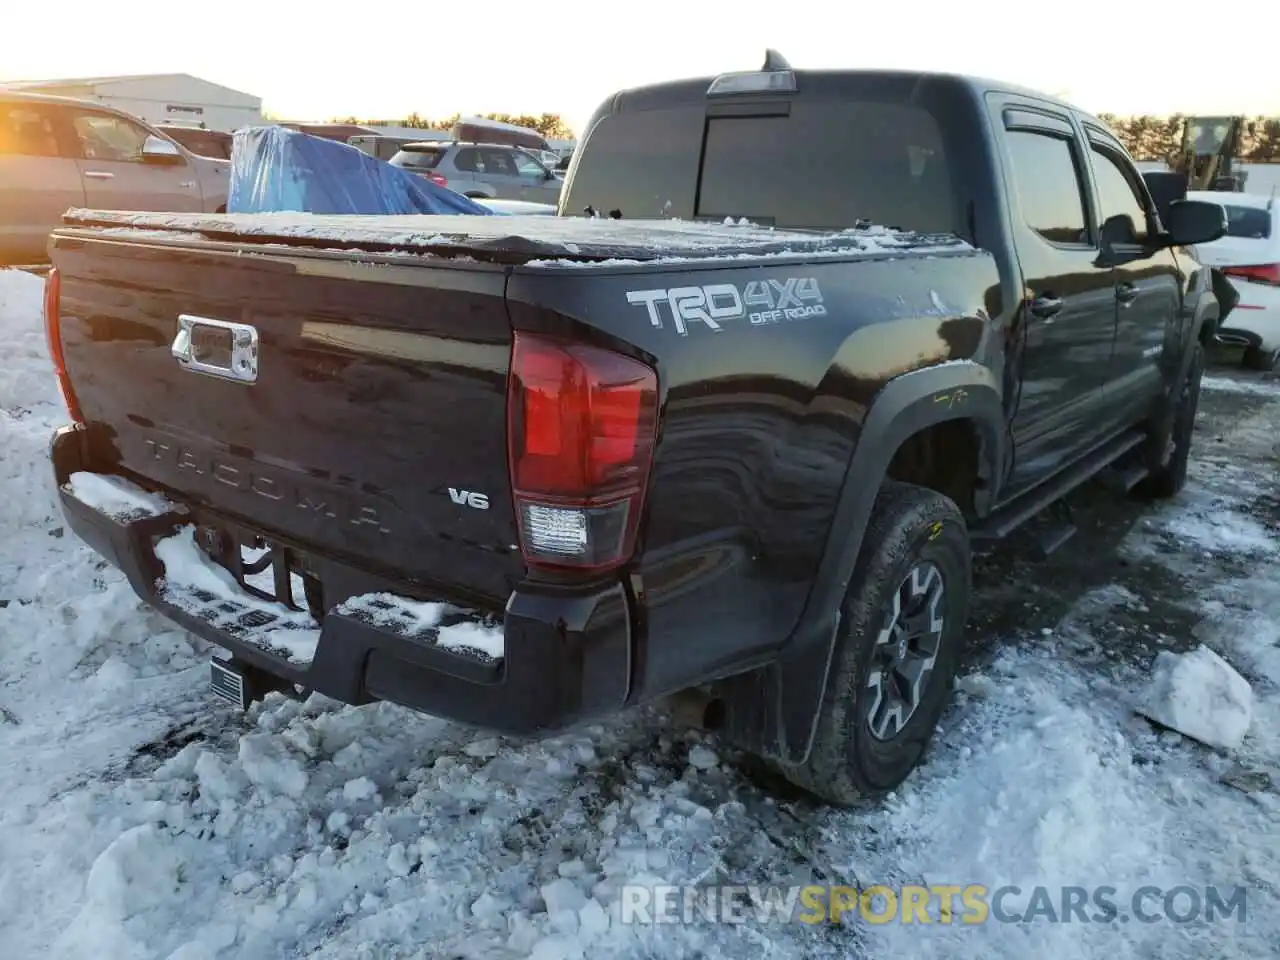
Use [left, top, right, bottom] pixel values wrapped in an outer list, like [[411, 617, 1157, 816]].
[[717, 360, 1007, 765], [1194, 289, 1221, 347]]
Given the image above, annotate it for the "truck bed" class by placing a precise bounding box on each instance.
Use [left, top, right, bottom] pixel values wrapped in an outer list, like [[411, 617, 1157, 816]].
[[59, 208, 974, 264]]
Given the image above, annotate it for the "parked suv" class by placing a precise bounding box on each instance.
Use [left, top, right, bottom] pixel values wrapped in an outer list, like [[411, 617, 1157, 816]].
[[389, 140, 562, 203], [0, 91, 229, 265]]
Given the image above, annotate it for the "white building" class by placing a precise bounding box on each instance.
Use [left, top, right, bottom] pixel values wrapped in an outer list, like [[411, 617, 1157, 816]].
[[0, 73, 262, 133]]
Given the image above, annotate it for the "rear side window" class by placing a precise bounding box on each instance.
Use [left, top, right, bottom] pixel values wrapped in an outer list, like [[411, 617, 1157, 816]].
[[1221, 205, 1272, 240], [1003, 130, 1089, 245], [0, 103, 64, 157], [479, 148, 518, 176], [561, 105, 705, 219], [392, 146, 445, 170], [452, 147, 480, 172], [695, 103, 957, 233]]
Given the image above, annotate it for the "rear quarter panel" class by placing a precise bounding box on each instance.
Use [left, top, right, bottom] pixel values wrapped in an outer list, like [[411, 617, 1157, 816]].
[[507, 249, 1003, 699]]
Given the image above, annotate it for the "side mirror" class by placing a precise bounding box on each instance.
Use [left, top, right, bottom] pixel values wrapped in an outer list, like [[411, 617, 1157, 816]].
[[141, 134, 184, 164], [1164, 199, 1227, 246]]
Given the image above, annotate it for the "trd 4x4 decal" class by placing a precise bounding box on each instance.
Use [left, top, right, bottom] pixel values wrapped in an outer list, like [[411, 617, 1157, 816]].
[[625, 278, 826, 335]]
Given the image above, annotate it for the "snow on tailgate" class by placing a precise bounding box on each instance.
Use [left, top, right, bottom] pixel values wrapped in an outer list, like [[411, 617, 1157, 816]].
[[60, 208, 976, 262]]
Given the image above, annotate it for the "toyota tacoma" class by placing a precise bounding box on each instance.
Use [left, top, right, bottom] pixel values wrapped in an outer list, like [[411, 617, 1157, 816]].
[[44, 56, 1228, 804]]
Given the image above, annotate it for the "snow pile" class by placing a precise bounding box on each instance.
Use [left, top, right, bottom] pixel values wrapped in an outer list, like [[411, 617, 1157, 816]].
[[0, 267, 53, 418], [1138, 646, 1254, 750], [65, 471, 177, 522], [1201, 376, 1280, 398]]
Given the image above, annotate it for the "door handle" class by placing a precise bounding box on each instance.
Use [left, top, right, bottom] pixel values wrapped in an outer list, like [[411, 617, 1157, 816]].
[[83, 171, 114, 180], [1029, 294, 1064, 319], [1116, 282, 1140, 305]]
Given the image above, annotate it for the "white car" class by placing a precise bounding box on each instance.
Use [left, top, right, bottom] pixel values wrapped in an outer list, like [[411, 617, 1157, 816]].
[[1188, 190, 1280, 369]]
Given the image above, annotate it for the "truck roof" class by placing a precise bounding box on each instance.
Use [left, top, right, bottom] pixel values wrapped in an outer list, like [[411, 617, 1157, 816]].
[[603, 68, 1106, 130], [0, 88, 132, 110]]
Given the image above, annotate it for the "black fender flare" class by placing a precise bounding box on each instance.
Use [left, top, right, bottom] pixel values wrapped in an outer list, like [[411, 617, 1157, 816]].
[[718, 360, 1006, 764], [1171, 289, 1219, 393], [1192, 288, 1221, 346]]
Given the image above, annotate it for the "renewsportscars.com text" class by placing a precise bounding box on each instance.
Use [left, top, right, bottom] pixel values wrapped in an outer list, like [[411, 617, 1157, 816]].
[[620, 883, 1248, 926]]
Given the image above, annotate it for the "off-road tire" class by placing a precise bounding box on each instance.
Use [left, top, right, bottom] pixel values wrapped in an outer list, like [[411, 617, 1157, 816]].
[[776, 481, 970, 806], [1137, 342, 1204, 500], [1243, 344, 1279, 372]]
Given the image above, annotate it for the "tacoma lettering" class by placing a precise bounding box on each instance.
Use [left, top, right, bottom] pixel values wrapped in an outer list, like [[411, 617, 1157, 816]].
[[142, 439, 389, 534]]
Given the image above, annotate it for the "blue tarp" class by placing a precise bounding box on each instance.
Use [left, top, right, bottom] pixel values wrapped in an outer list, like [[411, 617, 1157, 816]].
[[227, 126, 493, 217]]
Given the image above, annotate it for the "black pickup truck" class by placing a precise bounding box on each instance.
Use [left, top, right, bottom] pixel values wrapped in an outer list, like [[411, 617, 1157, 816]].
[[45, 57, 1229, 805]]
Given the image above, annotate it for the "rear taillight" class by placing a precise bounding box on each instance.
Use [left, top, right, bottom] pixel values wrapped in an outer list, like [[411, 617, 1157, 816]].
[[1223, 263, 1280, 285], [43, 267, 83, 424], [420, 172, 448, 187], [507, 332, 658, 572]]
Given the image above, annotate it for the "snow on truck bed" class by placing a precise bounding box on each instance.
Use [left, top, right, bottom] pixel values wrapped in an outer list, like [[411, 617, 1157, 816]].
[[60, 208, 976, 263]]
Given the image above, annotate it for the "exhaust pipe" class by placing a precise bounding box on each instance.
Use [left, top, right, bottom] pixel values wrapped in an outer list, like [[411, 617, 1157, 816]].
[[664, 688, 726, 731]]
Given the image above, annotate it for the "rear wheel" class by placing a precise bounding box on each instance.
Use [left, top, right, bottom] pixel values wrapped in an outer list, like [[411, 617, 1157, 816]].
[[776, 481, 970, 805], [1243, 344, 1279, 371]]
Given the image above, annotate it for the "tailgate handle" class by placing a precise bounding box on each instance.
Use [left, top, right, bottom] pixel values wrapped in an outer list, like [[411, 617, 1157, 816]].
[[172, 314, 259, 384]]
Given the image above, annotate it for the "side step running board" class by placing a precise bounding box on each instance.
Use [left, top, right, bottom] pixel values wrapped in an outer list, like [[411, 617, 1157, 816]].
[[1037, 514, 1078, 557], [1111, 463, 1151, 494], [972, 429, 1147, 543]]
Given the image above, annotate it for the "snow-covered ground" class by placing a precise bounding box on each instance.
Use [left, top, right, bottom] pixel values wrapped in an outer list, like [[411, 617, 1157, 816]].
[[2, 265, 1278, 959]]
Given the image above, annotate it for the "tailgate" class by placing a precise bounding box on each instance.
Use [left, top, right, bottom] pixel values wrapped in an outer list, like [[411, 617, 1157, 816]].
[[51, 235, 522, 608]]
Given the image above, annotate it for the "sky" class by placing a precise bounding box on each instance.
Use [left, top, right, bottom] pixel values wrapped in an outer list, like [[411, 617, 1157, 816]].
[[4, 0, 1277, 137]]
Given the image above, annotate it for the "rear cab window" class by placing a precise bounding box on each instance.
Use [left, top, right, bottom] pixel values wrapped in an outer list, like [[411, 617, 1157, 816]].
[[1001, 127, 1091, 246], [563, 75, 973, 236], [391, 145, 446, 170]]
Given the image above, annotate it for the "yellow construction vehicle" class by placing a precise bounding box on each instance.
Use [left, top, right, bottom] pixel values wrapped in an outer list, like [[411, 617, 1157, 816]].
[[1172, 116, 1254, 191]]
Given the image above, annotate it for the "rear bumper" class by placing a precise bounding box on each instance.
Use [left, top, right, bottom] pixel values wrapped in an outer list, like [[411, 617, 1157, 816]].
[[1219, 278, 1280, 350], [1219, 314, 1280, 352], [51, 425, 632, 734]]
